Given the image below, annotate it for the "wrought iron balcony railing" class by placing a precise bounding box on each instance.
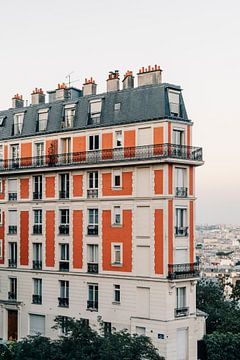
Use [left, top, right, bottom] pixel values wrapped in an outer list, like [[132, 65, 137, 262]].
[[175, 187, 188, 197], [33, 191, 42, 200], [8, 291, 17, 301], [32, 260, 42, 270], [87, 263, 99, 274], [8, 259, 17, 268], [32, 294, 42, 304], [175, 226, 188, 237], [59, 224, 69, 235], [0, 144, 202, 173], [33, 224, 42, 235], [59, 261, 69, 272], [8, 192, 17, 201], [168, 262, 200, 280], [8, 226, 17, 234], [87, 225, 98, 236], [59, 190, 69, 199], [87, 300, 98, 311], [174, 307, 189, 318], [87, 189, 98, 199], [58, 297, 69, 307]]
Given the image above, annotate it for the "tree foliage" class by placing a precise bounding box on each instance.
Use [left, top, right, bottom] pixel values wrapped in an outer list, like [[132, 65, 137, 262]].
[[204, 332, 240, 360]]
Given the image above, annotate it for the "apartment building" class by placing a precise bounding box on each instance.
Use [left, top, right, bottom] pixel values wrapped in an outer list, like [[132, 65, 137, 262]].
[[0, 66, 204, 359]]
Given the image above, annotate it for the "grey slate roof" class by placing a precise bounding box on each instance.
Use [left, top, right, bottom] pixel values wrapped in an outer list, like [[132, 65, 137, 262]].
[[0, 83, 189, 141]]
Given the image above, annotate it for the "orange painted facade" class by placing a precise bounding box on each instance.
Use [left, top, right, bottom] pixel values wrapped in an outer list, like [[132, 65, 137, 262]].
[[153, 127, 164, 155], [46, 139, 58, 165], [73, 210, 83, 268], [124, 130, 135, 157], [187, 125, 191, 146], [0, 212, 5, 264], [189, 201, 194, 263], [73, 136, 86, 162], [20, 143, 32, 166], [0, 179, 5, 200], [102, 172, 133, 196], [73, 175, 83, 197], [45, 176, 55, 198], [46, 210, 55, 267], [189, 166, 194, 196], [20, 211, 29, 266], [154, 169, 164, 195], [102, 209, 132, 272], [168, 165, 173, 195], [4, 145, 8, 168], [154, 209, 164, 274], [168, 122, 171, 143], [20, 178, 29, 199], [168, 200, 173, 265], [102, 133, 113, 159]]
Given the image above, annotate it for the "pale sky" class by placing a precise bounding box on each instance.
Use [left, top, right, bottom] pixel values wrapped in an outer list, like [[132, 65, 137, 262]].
[[0, 0, 240, 224]]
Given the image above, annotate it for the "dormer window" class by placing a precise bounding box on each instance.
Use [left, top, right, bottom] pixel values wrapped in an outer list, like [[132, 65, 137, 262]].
[[0, 116, 6, 126], [168, 90, 180, 117], [37, 109, 49, 132], [114, 103, 121, 111], [62, 104, 75, 129], [13, 113, 24, 135], [88, 99, 102, 125]]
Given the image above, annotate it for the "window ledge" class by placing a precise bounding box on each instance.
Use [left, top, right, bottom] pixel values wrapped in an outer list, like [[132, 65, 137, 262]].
[[112, 301, 121, 305], [111, 223, 122, 228], [111, 262, 123, 267]]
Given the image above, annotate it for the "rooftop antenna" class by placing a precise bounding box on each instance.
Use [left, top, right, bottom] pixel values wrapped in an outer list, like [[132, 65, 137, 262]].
[[65, 71, 74, 87]]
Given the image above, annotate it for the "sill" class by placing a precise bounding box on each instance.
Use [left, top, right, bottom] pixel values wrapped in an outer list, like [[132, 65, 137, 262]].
[[175, 235, 188, 238], [32, 302, 42, 305], [112, 186, 122, 190], [111, 223, 122, 227], [111, 262, 123, 267], [86, 308, 98, 312], [112, 301, 121, 305]]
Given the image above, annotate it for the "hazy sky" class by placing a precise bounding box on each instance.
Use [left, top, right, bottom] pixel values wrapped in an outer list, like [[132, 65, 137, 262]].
[[0, 0, 240, 224]]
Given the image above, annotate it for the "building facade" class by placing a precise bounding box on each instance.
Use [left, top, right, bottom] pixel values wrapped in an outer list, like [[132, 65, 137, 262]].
[[0, 66, 204, 359]]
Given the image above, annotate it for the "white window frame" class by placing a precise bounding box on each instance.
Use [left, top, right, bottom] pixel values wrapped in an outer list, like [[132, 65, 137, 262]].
[[113, 284, 121, 303], [33, 209, 42, 226], [63, 104, 75, 128], [0, 239, 3, 258], [176, 287, 187, 309], [112, 169, 122, 188], [114, 103, 121, 111], [0, 144, 3, 163], [112, 206, 121, 225], [88, 171, 98, 189], [175, 167, 187, 188], [59, 280, 69, 299], [173, 128, 185, 146], [88, 208, 98, 226], [33, 278, 42, 296], [13, 113, 24, 135], [175, 207, 188, 229], [115, 130, 123, 148], [168, 90, 180, 117], [87, 244, 99, 263], [59, 209, 69, 225], [88, 134, 100, 151], [111, 243, 123, 265], [33, 243, 42, 262], [89, 100, 102, 124], [0, 209, 2, 225], [0, 178, 3, 193], [37, 109, 49, 131], [60, 244, 69, 261], [0, 116, 5, 126]]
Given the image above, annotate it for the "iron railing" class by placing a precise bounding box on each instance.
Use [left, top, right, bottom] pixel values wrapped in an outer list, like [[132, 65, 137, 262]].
[[32, 294, 42, 304], [168, 262, 200, 280], [33, 225, 42, 235], [175, 226, 188, 237], [59, 261, 69, 272], [59, 190, 69, 199], [33, 191, 42, 200], [175, 187, 188, 197], [58, 297, 69, 307], [87, 189, 98, 199], [8, 192, 17, 201], [59, 224, 69, 235], [32, 260, 42, 270], [87, 263, 99, 274], [8, 259, 17, 268], [0, 144, 202, 173], [8, 226, 17, 234], [87, 225, 98, 236], [8, 291, 17, 300], [87, 300, 98, 310], [174, 307, 189, 318]]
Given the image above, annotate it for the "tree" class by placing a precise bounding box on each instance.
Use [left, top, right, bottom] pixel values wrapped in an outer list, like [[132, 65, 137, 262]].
[[204, 332, 240, 360]]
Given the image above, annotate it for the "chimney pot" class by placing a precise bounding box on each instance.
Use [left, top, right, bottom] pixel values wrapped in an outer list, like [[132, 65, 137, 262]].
[[12, 94, 24, 108], [137, 64, 162, 87], [83, 78, 97, 96], [107, 71, 120, 92], [31, 88, 46, 105]]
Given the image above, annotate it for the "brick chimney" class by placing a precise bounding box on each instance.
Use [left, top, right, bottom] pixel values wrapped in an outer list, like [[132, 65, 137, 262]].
[[107, 71, 119, 92], [12, 94, 24, 109], [122, 70, 134, 90], [83, 78, 97, 96], [55, 83, 69, 101], [137, 65, 162, 87], [31, 88, 45, 105]]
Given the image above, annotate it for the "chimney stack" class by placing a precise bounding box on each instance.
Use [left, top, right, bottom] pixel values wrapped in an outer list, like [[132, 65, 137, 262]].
[[122, 70, 134, 90], [55, 83, 69, 101], [31, 88, 45, 105], [107, 70, 119, 92], [83, 78, 97, 96], [137, 65, 162, 87], [12, 94, 24, 109]]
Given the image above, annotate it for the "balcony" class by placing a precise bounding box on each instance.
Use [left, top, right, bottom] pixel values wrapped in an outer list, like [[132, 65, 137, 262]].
[[33, 191, 42, 200], [8, 226, 17, 234], [87, 300, 98, 311], [168, 262, 200, 280], [8, 259, 17, 268], [87, 225, 98, 236], [32, 260, 42, 270], [33, 224, 42, 235], [59, 190, 69, 199], [0, 144, 203, 174], [8, 192, 17, 201], [176, 187, 188, 198], [175, 226, 188, 237], [32, 294, 42, 304], [58, 297, 69, 307], [59, 224, 69, 235], [8, 291, 17, 301], [59, 261, 69, 272], [87, 189, 98, 199], [87, 263, 99, 274], [175, 307, 189, 318]]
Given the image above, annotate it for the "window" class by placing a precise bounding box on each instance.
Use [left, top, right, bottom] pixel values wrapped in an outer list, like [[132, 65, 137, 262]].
[[0, 115, 5, 126], [113, 284, 120, 303], [0, 145, 3, 167], [0, 178, 3, 193], [35, 143, 44, 166], [88, 100, 102, 124], [33, 243, 42, 270], [0, 239, 3, 259], [37, 109, 48, 132], [10, 145, 19, 168], [0, 209, 2, 225], [59, 209, 69, 235], [33, 175, 42, 200], [9, 277, 17, 300], [87, 245, 99, 273], [59, 244, 69, 271], [58, 316, 71, 335], [87, 284, 98, 310], [175, 287, 188, 317], [63, 104, 75, 128], [173, 129, 184, 146], [113, 206, 121, 225], [104, 322, 112, 335], [59, 174, 69, 199], [175, 168, 187, 197], [59, 280, 69, 307], [8, 179, 17, 201], [88, 209, 98, 235], [8, 242, 17, 268], [112, 170, 121, 188], [136, 326, 146, 336], [87, 171, 98, 198], [8, 210, 17, 234], [32, 278, 42, 304], [13, 113, 24, 135], [33, 209, 42, 234], [114, 103, 121, 111], [61, 138, 71, 164], [89, 135, 99, 150], [168, 90, 180, 117], [29, 314, 45, 335], [175, 208, 188, 236], [112, 244, 122, 265], [115, 130, 123, 147]]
